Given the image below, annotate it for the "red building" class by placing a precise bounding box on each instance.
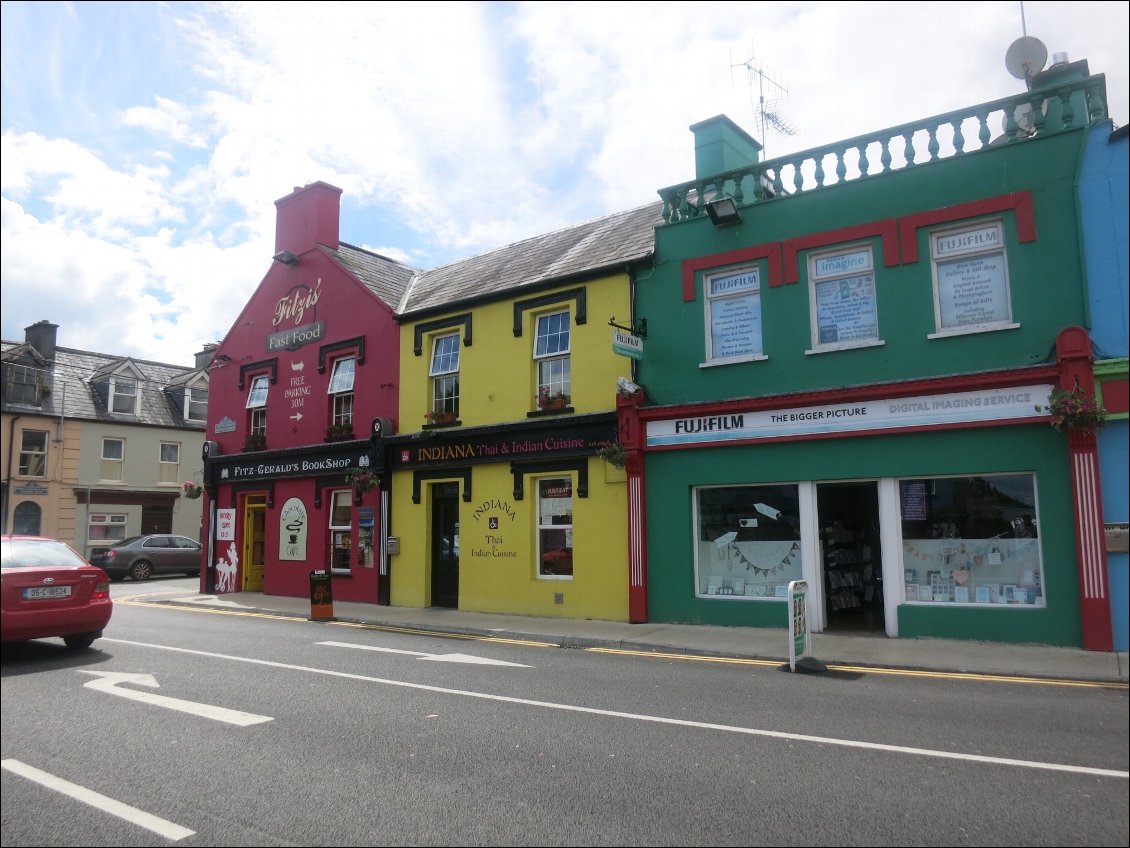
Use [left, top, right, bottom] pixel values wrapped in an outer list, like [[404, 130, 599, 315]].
[[200, 182, 410, 603]]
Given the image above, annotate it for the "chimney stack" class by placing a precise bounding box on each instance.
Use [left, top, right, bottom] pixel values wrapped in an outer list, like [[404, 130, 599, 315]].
[[24, 320, 58, 364], [274, 181, 343, 260], [194, 342, 219, 371]]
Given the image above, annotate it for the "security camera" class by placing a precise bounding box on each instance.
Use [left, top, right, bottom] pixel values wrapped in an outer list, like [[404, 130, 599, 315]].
[[617, 376, 641, 395]]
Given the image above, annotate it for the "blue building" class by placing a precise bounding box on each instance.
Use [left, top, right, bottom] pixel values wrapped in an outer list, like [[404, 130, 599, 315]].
[[1078, 120, 1129, 652]]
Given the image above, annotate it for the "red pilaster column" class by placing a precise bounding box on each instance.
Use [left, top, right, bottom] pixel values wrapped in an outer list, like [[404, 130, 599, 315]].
[[1056, 327, 1113, 651], [617, 389, 648, 623]]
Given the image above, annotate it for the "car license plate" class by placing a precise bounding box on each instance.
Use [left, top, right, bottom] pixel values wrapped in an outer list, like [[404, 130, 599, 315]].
[[24, 586, 72, 599]]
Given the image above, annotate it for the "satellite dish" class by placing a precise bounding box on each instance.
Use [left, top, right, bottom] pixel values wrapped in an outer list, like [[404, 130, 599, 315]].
[[1005, 35, 1048, 81], [1001, 101, 1038, 137]]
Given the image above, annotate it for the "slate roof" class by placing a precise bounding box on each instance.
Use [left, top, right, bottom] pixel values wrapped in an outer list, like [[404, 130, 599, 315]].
[[1, 341, 206, 429], [398, 200, 663, 317], [329, 243, 417, 309]]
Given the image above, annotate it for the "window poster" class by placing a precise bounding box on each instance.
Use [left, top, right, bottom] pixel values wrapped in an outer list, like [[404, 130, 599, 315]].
[[937, 252, 1009, 328], [900, 482, 927, 521], [710, 294, 762, 358], [707, 268, 762, 359], [815, 273, 878, 343]]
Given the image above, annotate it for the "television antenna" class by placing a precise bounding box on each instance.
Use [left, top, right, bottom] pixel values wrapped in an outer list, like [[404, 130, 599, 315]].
[[730, 50, 797, 157]]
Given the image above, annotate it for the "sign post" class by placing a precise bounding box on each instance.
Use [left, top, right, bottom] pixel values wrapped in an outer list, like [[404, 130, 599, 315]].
[[787, 580, 826, 673]]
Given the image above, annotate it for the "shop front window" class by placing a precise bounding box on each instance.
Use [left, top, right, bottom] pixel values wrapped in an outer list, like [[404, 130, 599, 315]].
[[537, 477, 573, 578], [329, 489, 353, 572], [694, 484, 802, 598], [899, 474, 1043, 605]]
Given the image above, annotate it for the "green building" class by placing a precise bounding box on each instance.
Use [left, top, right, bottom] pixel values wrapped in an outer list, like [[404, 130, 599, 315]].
[[621, 62, 1116, 649]]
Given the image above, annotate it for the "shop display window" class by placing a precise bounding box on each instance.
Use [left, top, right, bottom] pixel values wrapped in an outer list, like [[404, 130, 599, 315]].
[[537, 477, 573, 578], [329, 489, 353, 572], [693, 484, 802, 599], [899, 474, 1043, 606]]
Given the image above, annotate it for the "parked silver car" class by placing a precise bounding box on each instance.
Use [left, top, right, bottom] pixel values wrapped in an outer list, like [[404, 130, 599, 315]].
[[88, 534, 203, 581]]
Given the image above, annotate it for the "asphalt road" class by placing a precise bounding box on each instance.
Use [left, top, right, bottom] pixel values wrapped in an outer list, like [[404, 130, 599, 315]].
[[2, 577, 1127, 847]]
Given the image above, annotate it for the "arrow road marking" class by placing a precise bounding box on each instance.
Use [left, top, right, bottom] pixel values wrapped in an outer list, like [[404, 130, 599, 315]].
[[318, 640, 531, 667], [80, 671, 273, 726]]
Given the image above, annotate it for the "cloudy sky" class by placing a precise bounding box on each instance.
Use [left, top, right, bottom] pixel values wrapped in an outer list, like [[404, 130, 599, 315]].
[[2, 1, 1127, 366]]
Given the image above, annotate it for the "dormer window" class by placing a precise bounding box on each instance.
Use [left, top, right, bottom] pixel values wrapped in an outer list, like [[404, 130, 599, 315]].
[[7, 364, 39, 405], [110, 376, 139, 415], [185, 385, 209, 422]]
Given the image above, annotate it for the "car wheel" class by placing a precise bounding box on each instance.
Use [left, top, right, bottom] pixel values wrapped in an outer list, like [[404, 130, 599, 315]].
[[129, 560, 154, 581], [63, 633, 97, 649]]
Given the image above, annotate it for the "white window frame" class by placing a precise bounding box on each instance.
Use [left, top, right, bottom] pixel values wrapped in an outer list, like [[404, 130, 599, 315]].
[[247, 375, 269, 437], [329, 357, 356, 427], [18, 430, 48, 477], [536, 475, 574, 580], [87, 512, 128, 544], [159, 441, 180, 484], [897, 472, 1043, 607], [691, 482, 804, 600], [534, 311, 571, 403], [328, 489, 353, 573], [110, 375, 139, 415], [702, 265, 766, 366], [928, 219, 1018, 338], [805, 244, 884, 354], [246, 375, 269, 408], [101, 437, 125, 482], [429, 334, 461, 416], [185, 385, 208, 422]]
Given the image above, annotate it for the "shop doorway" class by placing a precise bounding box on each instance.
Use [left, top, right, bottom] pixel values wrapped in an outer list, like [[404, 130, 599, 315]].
[[242, 496, 266, 592], [431, 483, 460, 608], [817, 481, 883, 633]]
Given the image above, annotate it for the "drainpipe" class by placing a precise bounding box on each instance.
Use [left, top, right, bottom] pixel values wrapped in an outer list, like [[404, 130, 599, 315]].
[[3, 414, 21, 534]]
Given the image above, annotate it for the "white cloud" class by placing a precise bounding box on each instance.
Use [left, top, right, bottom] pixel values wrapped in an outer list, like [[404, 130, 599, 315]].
[[1, 0, 1126, 365]]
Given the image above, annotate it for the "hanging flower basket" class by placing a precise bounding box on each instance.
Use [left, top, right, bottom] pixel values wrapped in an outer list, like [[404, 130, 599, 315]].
[[596, 440, 628, 469], [181, 481, 204, 499], [1038, 386, 1108, 433], [346, 468, 379, 494]]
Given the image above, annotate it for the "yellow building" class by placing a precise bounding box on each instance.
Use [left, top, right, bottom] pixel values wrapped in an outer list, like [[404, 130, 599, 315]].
[[374, 203, 661, 621]]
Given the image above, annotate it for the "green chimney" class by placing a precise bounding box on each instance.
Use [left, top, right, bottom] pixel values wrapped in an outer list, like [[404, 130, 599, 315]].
[[690, 115, 762, 180]]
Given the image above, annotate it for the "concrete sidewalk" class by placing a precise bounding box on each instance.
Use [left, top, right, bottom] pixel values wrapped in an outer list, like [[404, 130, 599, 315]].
[[151, 590, 1129, 683]]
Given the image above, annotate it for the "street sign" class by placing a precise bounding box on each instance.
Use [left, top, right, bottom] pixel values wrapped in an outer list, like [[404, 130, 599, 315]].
[[612, 330, 643, 360]]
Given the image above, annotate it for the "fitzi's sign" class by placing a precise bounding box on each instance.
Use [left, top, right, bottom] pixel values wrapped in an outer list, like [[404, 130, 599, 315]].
[[267, 279, 325, 352]]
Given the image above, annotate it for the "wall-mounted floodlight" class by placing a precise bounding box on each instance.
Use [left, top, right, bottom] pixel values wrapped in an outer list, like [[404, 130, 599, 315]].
[[705, 196, 742, 227], [272, 250, 300, 266]]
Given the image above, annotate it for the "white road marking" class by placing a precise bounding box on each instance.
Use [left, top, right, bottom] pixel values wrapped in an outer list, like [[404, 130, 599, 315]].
[[2, 758, 195, 841], [101, 637, 1129, 779], [318, 640, 531, 666], [80, 671, 273, 726]]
